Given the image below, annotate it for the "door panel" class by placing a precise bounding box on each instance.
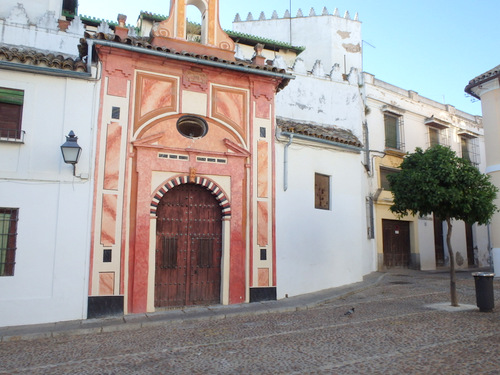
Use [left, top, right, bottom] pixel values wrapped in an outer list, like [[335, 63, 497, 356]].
[[383, 220, 411, 268], [155, 184, 222, 307]]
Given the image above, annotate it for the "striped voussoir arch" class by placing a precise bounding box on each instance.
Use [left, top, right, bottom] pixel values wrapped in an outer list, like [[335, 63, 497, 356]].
[[150, 175, 231, 218]]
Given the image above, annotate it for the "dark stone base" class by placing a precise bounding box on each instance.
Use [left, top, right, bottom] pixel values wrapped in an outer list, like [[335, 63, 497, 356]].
[[87, 296, 124, 319], [250, 287, 277, 302]]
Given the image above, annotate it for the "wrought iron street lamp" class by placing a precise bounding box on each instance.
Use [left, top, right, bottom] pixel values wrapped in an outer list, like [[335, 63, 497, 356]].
[[60, 130, 82, 176]]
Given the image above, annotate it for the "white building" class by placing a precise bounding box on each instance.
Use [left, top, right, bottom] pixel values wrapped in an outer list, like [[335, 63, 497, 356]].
[[234, 8, 374, 298], [0, 0, 99, 327], [233, 6, 489, 299], [363, 73, 489, 271]]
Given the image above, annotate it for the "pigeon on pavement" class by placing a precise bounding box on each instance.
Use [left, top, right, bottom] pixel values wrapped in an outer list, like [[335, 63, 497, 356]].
[[344, 307, 355, 317]]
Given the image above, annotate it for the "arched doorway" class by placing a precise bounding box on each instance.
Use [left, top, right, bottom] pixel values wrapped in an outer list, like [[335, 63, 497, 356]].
[[155, 183, 222, 307]]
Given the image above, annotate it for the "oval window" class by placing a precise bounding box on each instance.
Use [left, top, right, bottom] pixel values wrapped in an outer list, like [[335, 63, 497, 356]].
[[176, 115, 208, 139]]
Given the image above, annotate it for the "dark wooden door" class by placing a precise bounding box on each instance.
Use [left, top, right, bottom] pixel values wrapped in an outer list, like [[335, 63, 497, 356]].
[[155, 184, 222, 308], [383, 219, 411, 268], [433, 216, 445, 267]]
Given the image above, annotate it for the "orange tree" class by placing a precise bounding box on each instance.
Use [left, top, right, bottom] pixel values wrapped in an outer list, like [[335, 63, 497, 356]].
[[388, 145, 497, 306]]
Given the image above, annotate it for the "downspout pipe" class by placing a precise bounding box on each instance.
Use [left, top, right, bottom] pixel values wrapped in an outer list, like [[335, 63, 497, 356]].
[[89, 39, 295, 81], [283, 134, 294, 191]]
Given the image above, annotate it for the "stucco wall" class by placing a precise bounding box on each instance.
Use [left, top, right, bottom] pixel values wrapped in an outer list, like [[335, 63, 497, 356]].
[[275, 140, 366, 298], [0, 71, 98, 327], [233, 10, 362, 76]]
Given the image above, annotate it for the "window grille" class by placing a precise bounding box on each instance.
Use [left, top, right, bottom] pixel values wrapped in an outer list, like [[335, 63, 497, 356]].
[[0, 208, 18, 276], [160, 237, 177, 269], [380, 167, 399, 191], [384, 113, 405, 152], [460, 136, 480, 166], [425, 117, 449, 148]]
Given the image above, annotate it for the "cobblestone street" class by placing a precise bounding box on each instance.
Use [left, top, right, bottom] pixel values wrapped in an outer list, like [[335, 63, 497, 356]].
[[1, 269, 499, 374]]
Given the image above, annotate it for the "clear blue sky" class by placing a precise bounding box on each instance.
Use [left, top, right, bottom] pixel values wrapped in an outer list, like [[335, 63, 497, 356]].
[[78, 0, 500, 116]]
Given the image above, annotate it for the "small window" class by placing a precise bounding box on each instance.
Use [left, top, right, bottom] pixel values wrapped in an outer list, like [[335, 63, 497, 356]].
[[111, 106, 120, 119], [380, 167, 399, 191], [0, 208, 18, 276], [315, 173, 330, 210], [177, 115, 208, 139], [429, 127, 440, 147], [0, 88, 24, 141], [460, 135, 480, 166], [384, 113, 404, 151], [425, 117, 448, 148]]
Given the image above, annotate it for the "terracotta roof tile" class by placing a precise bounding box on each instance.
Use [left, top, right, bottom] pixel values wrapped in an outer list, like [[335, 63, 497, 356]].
[[81, 33, 292, 91], [0, 45, 87, 72], [465, 64, 500, 98], [277, 117, 362, 148]]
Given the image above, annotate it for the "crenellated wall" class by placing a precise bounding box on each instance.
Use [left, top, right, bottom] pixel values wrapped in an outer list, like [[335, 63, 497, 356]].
[[233, 6, 362, 77]]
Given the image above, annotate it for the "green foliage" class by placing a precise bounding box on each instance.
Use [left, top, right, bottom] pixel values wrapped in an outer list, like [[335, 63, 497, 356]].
[[388, 145, 498, 224]]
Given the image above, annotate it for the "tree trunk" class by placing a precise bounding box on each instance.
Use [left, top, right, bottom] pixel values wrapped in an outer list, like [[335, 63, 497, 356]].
[[446, 217, 458, 306]]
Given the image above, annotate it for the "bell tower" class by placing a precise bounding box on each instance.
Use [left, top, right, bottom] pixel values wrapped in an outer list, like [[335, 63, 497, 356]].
[[151, 0, 235, 60]]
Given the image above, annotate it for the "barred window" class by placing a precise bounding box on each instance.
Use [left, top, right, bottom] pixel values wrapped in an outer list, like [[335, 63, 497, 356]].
[[0, 208, 18, 276], [460, 135, 480, 166], [384, 113, 404, 151]]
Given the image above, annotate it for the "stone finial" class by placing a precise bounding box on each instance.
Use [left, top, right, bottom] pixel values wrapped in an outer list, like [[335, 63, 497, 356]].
[[97, 21, 112, 34], [254, 43, 264, 56], [271, 10, 279, 19], [312, 60, 325, 77], [333, 8, 340, 16], [259, 11, 266, 21], [246, 12, 254, 21], [6, 3, 30, 25], [234, 13, 241, 22], [284, 9, 291, 18], [296, 9, 303, 17], [330, 63, 342, 81], [309, 8, 316, 16], [252, 43, 266, 66], [292, 58, 307, 74], [347, 67, 359, 85], [354, 12, 359, 21], [117, 14, 127, 27], [66, 15, 85, 35], [322, 7, 329, 15], [273, 55, 288, 70], [114, 14, 129, 39], [128, 26, 137, 37], [37, 11, 58, 30], [344, 11, 351, 20]]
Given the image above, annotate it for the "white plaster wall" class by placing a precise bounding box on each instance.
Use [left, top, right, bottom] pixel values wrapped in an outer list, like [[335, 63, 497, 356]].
[[276, 74, 364, 139], [275, 141, 367, 298], [0, 1, 82, 56], [233, 12, 362, 75], [0, 71, 98, 327], [418, 217, 436, 270], [0, 0, 62, 21]]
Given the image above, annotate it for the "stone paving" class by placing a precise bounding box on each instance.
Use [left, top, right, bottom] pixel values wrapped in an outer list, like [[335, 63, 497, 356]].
[[0, 269, 498, 374]]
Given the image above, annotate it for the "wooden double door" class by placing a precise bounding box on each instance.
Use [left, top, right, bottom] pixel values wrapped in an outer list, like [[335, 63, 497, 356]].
[[382, 219, 411, 268], [155, 184, 222, 307]]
